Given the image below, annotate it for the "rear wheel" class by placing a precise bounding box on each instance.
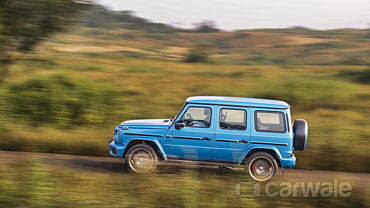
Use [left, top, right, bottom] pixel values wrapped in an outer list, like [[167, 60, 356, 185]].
[[125, 144, 158, 173], [246, 152, 278, 181]]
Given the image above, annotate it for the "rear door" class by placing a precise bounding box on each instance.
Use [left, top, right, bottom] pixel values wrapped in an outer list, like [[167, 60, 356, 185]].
[[214, 106, 250, 163], [251, 108, 291, 154]]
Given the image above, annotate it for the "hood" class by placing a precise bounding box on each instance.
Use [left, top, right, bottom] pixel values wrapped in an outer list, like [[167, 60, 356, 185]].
[[118, 119, 171, 129]]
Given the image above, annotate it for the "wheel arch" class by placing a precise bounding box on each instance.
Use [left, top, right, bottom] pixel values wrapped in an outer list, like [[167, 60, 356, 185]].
[[240, 147, 282, 167], [124, 138, 167, 161]]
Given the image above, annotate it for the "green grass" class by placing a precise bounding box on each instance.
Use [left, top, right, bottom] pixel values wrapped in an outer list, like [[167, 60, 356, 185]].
[[1, 55, 369, 173], [253, 77, 357, 110], [2, 75, 120, 127], [0, 155, 369, 208]]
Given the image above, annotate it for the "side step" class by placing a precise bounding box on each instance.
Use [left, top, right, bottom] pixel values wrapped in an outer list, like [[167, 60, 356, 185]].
[[167, 159, 240, 168]]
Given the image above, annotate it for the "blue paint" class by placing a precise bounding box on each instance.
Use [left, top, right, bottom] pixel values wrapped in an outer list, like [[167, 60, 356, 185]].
[[108, 96, 306, 169]]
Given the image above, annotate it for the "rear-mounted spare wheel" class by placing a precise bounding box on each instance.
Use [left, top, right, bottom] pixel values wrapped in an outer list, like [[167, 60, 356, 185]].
[[293, 119, 308, 151]]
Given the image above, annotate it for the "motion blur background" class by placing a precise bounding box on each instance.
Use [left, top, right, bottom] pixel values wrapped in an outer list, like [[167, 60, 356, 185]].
[[0, 0, 369, 207]]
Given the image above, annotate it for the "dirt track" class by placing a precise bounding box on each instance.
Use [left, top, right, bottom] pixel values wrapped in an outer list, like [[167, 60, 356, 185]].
[[1, 150, 369, 186]]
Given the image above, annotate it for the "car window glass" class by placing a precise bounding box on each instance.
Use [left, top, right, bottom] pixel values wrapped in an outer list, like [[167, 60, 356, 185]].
[[220, 109, 246, 130], [255, 111, 286, 133], [181, 107, 212, 128]]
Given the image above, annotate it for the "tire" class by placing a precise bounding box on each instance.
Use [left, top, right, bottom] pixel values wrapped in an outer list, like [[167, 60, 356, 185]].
[[125, 143, 158, 173], [246, 152, 278, 181], [293, 119, 308, 151]]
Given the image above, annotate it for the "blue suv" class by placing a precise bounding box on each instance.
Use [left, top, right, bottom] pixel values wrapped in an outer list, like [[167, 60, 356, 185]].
[[109, 96, 308, 181]]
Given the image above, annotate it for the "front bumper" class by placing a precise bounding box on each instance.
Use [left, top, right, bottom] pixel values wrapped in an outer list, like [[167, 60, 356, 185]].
[[280, 154, 296, 168], [108, 140, 126, 158]]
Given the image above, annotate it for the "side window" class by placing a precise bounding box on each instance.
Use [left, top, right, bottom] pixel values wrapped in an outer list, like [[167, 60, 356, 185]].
[[219, 109, 246, 130], [255, 111, 286, 133], [181, 107, 212, 128]]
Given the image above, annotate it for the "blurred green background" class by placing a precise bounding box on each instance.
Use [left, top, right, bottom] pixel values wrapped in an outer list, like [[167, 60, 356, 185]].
[[1, 3, 369, 172], [0, 1, 369, 207]]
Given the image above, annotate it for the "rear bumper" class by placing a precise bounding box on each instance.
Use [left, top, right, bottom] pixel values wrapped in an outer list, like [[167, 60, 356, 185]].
[[108, 140, 126, 158], [280, 154, 296, 168]]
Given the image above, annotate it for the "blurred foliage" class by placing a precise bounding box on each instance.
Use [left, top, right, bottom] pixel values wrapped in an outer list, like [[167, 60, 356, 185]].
[[193, 20, 221, 33], [57, 5, 370, 66], [0, 156, 368, 208], [184, 43, 213, 63], [2, 75, 119, 127], [337, 68, 370, 84], [0, 0, 87, 82], [0, 3, 369, 173], [340, 55, 370, 65], [0, 54, 369, 173], [79, 5, 177, 35], [0, 3, 369, 208], [253, 78, 356, 110]]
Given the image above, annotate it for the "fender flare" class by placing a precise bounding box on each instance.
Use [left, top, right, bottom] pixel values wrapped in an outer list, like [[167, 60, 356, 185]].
[[124, 137, 168, 161], [238, 145, 282, 164]]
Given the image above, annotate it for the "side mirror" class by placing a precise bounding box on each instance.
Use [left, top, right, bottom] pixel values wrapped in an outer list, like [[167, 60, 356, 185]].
[[175, 121, 185, 130]]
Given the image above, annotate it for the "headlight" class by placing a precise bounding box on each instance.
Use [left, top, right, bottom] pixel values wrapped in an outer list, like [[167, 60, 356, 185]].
[[114, 130, 120, 142]]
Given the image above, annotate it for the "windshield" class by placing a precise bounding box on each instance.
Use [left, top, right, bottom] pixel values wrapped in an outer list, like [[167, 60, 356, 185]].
[[172, 103, 186, 122]]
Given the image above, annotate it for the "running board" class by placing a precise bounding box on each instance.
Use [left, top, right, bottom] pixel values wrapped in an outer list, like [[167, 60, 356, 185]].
[[167, 159, 240, 168]]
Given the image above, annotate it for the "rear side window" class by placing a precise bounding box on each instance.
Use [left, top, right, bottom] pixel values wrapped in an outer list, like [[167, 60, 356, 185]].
[[220, 108, 246, 130], [255, 111, 286, 133]]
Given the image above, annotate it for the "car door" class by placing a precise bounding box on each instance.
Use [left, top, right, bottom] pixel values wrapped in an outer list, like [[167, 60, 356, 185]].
[[169, 104, 215, 161], [251, 108, 291, 151], [214, 106, 251, 163]]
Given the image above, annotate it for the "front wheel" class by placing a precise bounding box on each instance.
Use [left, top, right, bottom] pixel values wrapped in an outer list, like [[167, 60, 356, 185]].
[[246, 152, 278, 181], [125, 144, 158, 173]]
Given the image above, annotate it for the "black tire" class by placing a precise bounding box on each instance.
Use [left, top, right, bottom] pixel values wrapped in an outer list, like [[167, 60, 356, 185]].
[[293, 119, 308, 151], [246, 152, 278, 181], [125, 143, 158, 173]]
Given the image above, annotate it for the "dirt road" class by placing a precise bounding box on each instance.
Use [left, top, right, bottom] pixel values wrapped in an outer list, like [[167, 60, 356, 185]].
[[0, 150, 369, 186]]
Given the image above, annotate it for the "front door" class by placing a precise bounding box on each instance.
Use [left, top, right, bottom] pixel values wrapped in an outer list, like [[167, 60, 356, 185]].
[[214, 106, 251, 163], [170, 104, 214, 160]]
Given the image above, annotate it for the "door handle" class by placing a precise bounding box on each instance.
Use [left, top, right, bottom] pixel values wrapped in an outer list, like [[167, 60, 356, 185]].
[[239, 140, 248, 143], [202, 137, 211, 141]]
